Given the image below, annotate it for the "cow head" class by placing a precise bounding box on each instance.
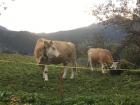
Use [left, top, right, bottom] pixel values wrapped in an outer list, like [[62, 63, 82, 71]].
[[44, 40, 60, 58], [110, 61, 119, 69]]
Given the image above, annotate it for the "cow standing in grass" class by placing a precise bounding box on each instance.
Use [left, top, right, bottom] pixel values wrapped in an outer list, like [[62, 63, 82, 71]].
[[87, 48, 117, 73], [34, 38, 77, 81]]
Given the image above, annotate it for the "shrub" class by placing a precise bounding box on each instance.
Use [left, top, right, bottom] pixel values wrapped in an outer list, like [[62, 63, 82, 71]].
[[118, 59, 137, 69]]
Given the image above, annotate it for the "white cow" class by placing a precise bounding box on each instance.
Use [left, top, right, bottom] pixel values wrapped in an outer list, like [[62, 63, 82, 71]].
[[34, 38, 77, 81]]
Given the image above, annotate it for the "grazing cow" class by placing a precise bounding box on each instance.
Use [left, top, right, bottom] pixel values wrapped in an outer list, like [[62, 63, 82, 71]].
[[87, 48, 116, 73], [34, 38, 77, 81]]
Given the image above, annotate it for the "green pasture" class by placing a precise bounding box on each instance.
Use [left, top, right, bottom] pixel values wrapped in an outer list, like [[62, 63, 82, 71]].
[[0, 53, 140, 105]]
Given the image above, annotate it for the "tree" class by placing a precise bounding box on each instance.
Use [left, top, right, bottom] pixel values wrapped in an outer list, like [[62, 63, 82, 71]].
[[0, 0, 15, 15], [91, 0, 140, 67], [91, 0, 140, 41], [120, 32, 140, 66], [91, 0, 140, 22]]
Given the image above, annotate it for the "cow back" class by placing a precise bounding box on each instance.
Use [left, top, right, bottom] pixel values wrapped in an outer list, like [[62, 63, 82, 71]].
[[88, 48, 113, 64]]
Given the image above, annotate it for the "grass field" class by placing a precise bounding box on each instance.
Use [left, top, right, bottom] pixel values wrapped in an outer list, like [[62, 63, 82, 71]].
[[0, 53, 140, 105]]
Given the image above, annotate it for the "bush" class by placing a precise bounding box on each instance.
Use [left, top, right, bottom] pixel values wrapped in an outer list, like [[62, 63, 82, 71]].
[[118, 59, 137, 69]]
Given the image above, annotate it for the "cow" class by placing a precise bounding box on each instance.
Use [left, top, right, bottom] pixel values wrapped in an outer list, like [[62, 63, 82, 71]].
[[87, 48, 117, 73], [34, 38, 77, 81]]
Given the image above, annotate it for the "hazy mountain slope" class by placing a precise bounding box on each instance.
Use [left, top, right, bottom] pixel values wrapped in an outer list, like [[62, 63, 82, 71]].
[[44, 15, 138, 44], [0, 16, 131, 55], [0, 30, 39, 55], [45, 19, 128, 43], [0, 25, 9, 31]]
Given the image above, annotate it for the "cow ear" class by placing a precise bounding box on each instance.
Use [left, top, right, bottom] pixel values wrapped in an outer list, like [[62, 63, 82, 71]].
[[44, 41, 50, 48]]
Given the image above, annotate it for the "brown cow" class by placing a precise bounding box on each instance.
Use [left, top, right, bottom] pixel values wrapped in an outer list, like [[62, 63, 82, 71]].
[[87, 48, 116, 73], [34, 38, 77, 81]]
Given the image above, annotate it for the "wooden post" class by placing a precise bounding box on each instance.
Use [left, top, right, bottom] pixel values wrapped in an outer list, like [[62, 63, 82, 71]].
[[59, 70, 64, 104]]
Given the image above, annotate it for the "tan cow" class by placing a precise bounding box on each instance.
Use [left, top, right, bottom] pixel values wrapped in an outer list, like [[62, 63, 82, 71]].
[[87, 48, 116, 73], [34, 38, 77, 81]]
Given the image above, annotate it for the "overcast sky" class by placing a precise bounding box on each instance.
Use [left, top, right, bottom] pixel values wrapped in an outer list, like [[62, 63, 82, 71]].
[[0, 0, 101, 33], [0, 0, 136, 33]]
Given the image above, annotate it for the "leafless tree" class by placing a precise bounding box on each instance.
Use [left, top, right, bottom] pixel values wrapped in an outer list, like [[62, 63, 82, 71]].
[[0, 0, 15, 15], [91, 0, 140, 21]]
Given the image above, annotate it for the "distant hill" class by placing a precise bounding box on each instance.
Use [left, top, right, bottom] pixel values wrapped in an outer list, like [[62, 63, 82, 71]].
[[0, 15, 131, 55], [45, 23, 127, 43], [0, 30, 39, 55], [0, 25, 9, 31], [45, 15, 133, 43]]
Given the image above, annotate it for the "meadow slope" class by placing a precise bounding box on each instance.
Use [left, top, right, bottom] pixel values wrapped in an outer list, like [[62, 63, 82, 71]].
[[0, 53, 140, 105]]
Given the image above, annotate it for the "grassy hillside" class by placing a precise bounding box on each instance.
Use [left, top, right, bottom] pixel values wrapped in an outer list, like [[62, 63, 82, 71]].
[[0, 53, 140, 105]]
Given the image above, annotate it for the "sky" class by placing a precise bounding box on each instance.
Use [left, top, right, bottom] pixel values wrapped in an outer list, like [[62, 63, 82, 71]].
[[0, 0, 137, 33], [0, 0, 101, 33]]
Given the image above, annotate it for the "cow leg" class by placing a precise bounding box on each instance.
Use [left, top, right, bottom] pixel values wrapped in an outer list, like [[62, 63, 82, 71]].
[[43, 65, 48, 81], [101, 63, 108, 74], [105, 63, 109, 73], [70, 61, 77, 79], [87, 60, 90, 67], [90, 61, 93, 71], [106, 63, 110, 72], [62, 66, 67, 79], [101, 63, 106, 74], [89, 57, 93, 71]]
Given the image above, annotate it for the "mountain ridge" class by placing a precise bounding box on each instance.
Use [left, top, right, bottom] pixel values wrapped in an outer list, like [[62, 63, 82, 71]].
[[0, 15, 131, 55]]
